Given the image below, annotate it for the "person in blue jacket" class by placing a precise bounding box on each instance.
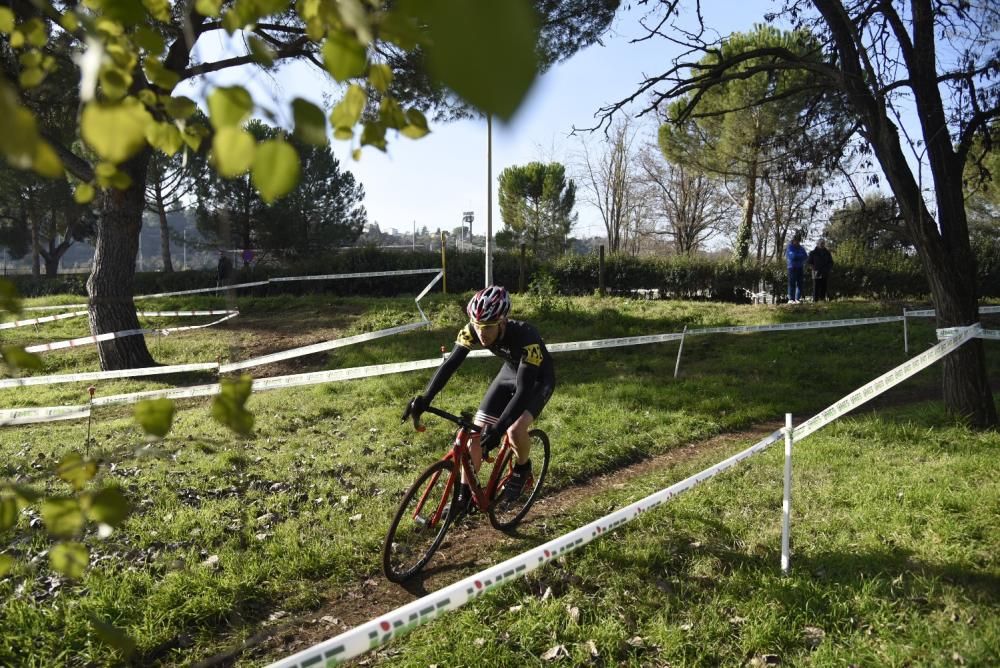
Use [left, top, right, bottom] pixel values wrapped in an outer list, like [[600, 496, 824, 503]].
[[785, 233, 808, 304]]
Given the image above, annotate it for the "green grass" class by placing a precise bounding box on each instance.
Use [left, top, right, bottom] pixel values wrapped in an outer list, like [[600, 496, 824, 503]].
[[0, 293, 997, 666]]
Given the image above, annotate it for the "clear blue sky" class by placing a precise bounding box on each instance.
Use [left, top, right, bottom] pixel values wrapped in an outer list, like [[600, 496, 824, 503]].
[[181, 3, 785, 240]]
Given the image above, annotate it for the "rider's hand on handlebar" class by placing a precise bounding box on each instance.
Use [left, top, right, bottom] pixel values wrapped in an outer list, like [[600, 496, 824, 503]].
[[402, 395, 427, 430], [479, 426, 501, 454]]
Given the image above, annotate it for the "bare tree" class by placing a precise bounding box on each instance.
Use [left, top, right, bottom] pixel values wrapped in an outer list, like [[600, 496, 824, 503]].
[[639, 143, 730, 255], [576, 119, 645, 253], [753, 171, 823, 262]]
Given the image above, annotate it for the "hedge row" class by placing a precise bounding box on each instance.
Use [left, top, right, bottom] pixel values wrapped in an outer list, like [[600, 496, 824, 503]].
[[9, 247, 998, 302]]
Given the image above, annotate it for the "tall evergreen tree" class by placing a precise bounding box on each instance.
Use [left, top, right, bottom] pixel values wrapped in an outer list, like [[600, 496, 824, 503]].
[[498, 161, 576, 258], [196, 121, 366, 256]]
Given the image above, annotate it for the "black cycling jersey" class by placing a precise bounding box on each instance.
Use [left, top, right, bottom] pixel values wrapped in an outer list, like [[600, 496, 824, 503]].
[[455, 319, 554, 380], [421, 319, 556, 433]]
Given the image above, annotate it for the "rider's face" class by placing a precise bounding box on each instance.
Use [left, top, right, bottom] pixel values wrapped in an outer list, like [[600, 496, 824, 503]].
[[473, 321, 501, 346]]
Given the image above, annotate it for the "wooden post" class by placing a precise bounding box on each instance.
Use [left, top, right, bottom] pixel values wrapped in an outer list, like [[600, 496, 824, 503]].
[[440, 230, 447, 294], [598, 245, 605, 297], [518, 243, 526, 292]]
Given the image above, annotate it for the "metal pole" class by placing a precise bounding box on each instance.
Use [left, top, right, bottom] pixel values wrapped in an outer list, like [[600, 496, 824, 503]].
[[903, 308, 909, 355], [440, 230, 447, 294], [485, 113, 493, 287], [598, 245, 605, 297], [183, 229, 187, 270], [781, 413, 793, 575], [412, 221, 416, 251], [673, 325, 687, 379]]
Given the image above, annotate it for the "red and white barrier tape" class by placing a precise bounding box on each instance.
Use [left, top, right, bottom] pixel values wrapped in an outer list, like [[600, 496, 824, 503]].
[[0, 311, 88, 329], [0, 362, 219, 390]]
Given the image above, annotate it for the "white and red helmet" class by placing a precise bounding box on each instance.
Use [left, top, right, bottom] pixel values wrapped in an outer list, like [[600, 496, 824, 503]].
[[466, 285, 511, 324]]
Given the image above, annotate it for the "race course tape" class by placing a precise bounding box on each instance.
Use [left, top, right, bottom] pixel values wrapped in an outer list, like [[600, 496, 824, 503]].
[[0, 362, 219, 390], [218, 272, 441, 373], [18, 268, 442, 309], [266, 428, 786, 668], [268, 324, 984, 668], [22, 312, 239, 353], [0, 405, 91, 426], [218, 321, 430, 373], [792, 323, 981, 442], [0, 311, 87, 329]]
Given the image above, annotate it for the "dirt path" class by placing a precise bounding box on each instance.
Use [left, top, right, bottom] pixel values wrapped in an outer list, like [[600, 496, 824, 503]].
[[195, 423, 782, 667]]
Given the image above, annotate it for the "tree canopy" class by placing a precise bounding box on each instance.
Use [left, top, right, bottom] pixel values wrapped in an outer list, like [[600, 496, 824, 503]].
[[498, 161, 576, 258], [196, 120, 367, 256]]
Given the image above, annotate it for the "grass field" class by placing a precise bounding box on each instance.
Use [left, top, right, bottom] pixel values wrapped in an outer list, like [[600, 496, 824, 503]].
[[0, 292, 997, 666]]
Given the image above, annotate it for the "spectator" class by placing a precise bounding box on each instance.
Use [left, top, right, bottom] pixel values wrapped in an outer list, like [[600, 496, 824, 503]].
[[807, 238, 834, 301], [785, 233, 808, 304], [216, 251, 232, 287]]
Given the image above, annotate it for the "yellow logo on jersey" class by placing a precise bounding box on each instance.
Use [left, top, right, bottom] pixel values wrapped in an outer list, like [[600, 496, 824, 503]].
[[456, 325, 475, 348], [523, 343, 543, 366]]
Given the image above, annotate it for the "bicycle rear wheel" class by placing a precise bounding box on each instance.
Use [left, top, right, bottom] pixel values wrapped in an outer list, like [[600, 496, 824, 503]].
[[487, 429, 550, 531], [383, 459, 457, 582]]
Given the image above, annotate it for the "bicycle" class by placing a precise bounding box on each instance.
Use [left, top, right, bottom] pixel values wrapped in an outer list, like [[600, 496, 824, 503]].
[[382, 404, 551, 583]]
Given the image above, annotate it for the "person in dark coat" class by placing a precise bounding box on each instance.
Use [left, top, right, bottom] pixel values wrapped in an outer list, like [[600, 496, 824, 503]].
[[807, 239, 834, 301], [216, 251, 232, 287]]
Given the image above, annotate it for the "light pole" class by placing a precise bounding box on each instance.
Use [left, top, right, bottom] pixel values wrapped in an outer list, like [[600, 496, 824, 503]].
[[183, 229, 187, 270], [462, 211, 474, 253], [485, 113, 493, 287]]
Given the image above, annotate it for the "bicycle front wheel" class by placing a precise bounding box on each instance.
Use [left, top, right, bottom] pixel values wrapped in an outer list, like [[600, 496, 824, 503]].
[[383, 459, 457, 582], [488, 429, 550, 531]]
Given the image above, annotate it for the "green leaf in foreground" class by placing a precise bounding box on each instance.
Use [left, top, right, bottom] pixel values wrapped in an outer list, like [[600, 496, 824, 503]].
[[322, 31, 366, 82], [50, 541, 88, 579], [251, 139, 300, 203], [415, 0, 538, 121], [329, 85, 366, 139], [80, 98, 153, 163], [41, 497, 85, 537], [0, 495, 17, 531], [212, 126, 255, 177], [0, 554, 13, 577], [57, 452, 98, 490], [292, 98, 328, 146], [207, 85, 253, 128], [89, 614, 136, 656], [1, 345, 41, 371], [212, 375, 255, 436], [0, 279, 22, 314], [134, 398, 175, 437], [85, 487, 130, 528]]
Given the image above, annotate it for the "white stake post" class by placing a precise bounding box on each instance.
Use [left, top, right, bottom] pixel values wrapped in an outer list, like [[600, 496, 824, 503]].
[[674, 325, 687, 378], [903, 308, 909, 355], [781, 412, 793, 574]]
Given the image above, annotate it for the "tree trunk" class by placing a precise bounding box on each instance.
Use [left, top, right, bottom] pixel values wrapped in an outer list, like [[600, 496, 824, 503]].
[[87, 150, 156, 370], [30, 216, 40, 278], [42, 238, 72, 277], [157, 204, 174, 273], [863, 90, 996, 427], [735, 155, 758, 263]]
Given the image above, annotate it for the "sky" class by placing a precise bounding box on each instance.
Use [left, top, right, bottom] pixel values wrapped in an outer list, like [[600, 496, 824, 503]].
[[179, 3, 795, 241]]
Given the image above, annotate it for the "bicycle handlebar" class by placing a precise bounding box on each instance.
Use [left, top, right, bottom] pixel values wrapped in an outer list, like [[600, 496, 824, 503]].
[[402, 402, 481, 434]]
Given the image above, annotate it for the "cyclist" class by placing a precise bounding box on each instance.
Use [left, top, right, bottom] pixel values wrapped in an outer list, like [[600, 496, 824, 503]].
[[406, 285, 555, 514]]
